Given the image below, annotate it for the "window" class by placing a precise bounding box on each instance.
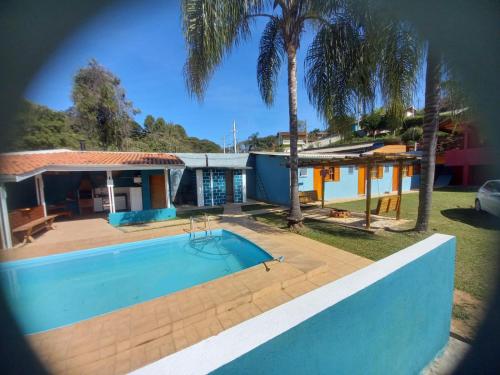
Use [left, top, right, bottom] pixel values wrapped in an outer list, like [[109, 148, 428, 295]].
[[384, 165, 390, 173], [324, 167, 340, 182], [370, 165, 383, 179], [403, 165, 414, 177], [299, 168, 308, 178], [348, 166, 354, 175]]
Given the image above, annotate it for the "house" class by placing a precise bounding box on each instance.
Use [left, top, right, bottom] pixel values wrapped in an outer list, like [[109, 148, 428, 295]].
[[171, 153, 250, 207], [405, 106, 417, 118], [0, 149, 184, 248], [437, 119, 499, 186], [277, 131, 308, 151], [248, 149, 419, 206]]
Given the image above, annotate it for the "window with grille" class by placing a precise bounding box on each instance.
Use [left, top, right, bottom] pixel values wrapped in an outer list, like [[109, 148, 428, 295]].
[[324, 167, 340, 182]]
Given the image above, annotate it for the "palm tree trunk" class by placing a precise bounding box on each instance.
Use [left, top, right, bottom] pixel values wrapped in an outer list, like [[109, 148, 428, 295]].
[[415, 42, 441, 232], [286, 44, 303, 228]]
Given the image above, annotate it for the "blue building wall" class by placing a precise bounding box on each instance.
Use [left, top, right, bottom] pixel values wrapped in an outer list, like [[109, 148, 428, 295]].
[[264, 156, 420, 204], [298, 168, 314, 191], [214, 236, 456, 375], [254, 155, 290, 206], [324, 165, 359, 200]]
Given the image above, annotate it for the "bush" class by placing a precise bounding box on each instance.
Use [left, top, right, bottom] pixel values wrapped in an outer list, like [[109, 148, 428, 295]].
[[401, 127, 423, 143]]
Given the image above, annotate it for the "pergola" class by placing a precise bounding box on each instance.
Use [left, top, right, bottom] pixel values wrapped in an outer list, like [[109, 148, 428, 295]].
[[291, 152, 419, 229]]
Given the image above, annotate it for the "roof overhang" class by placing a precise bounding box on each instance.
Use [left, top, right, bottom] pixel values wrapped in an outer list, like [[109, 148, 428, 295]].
[[293, 152, 418, 168], [0, 163, 185, 183]]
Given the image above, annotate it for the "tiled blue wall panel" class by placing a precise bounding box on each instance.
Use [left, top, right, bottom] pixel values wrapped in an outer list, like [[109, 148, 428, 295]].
[[233, 170, 243, 203], [203, 169, 227, 206], [202, 170, 212, 206]]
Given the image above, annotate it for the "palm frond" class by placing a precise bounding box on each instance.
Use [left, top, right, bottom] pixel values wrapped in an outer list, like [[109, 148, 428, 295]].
[[182, 0, 266, 100], [257, 17, 284, 106], [305, 19, 376, 121], [378, 21, 422, 123]]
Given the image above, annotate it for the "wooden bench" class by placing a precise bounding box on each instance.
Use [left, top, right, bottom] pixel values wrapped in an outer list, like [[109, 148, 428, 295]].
[[299, 190, 318, 204], [9, 206, 58, 244], [373, 195, 401, 215]]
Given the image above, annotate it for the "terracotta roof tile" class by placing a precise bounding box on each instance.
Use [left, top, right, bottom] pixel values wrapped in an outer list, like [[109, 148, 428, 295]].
[[0, 150, 184, 177]]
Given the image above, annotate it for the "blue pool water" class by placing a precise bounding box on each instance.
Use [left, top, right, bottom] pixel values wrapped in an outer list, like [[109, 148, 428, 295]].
[[0, 229, 272, 334]]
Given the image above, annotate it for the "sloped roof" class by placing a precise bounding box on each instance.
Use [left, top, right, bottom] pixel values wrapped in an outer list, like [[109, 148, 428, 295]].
[[0, 149, 183, 181], [175, 153, 251, 169]]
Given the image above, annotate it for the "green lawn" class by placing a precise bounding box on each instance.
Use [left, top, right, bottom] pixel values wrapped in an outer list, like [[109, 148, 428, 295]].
[[176, 207, 224, 219], [253, 188, 499, 302]]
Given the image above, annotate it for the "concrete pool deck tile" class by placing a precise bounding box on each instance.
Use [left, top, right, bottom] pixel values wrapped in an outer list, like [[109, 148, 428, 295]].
[[253, 290, 292, 312], [11, 216, 372, 374]]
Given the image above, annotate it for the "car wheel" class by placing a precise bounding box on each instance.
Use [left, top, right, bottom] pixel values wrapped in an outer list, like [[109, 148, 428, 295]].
[[475, 199, 482, 212]]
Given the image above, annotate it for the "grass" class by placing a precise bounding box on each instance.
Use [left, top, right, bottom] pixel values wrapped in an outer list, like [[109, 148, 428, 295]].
[[241, 203, 279, 212], [176, 207, 224, 219], [253, 188, 499, 302]]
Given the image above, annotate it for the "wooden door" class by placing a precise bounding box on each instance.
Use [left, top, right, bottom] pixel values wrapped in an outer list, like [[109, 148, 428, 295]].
[[358, 165, 366, 195], [225, 170, 234, 203], [392, 165, 400, 192], [313, 167, 323, 200], [150, 175, 166, 209]]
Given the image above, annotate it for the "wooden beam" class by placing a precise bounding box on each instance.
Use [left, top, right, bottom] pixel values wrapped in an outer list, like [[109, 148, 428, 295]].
[[321, 167, 326, 208], [396, 160, 404, 220], [366, 162, 372, 229]]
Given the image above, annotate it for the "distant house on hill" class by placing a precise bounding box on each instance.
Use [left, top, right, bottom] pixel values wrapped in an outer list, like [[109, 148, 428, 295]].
[[276, 131, 308, 152]]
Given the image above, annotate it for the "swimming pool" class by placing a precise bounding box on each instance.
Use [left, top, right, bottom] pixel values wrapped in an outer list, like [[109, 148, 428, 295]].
[[0, 229, 272, 334]]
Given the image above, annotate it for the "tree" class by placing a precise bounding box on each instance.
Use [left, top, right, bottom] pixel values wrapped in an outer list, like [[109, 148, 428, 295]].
[[415, 43, 441, 232], [181, 1, 341, 228], [71, 59, 138, 150], [3, 100, 80, 151], [143, 115, 155, 133]]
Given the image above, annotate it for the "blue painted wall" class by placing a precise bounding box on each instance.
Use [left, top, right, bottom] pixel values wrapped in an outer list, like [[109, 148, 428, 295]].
[[323, 165, 359, 200], [214, 236, 456, 375], [254, 155, 290, 206], [108, 207, 176, 226], [262, 157, 420, 204], [298, 168, 314, 192]]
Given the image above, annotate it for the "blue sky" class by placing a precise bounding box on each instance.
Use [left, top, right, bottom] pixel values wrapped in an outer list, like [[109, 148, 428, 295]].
[[26, 0, 424, 147]]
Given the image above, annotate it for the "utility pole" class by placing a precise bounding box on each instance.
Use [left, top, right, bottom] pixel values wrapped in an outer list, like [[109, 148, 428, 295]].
[[233, 120, 237, 153], [223, 135, 226, 154]]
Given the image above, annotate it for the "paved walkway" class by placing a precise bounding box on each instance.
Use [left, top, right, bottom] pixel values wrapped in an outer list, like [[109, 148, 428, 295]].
[[3, 216, 372, 375]]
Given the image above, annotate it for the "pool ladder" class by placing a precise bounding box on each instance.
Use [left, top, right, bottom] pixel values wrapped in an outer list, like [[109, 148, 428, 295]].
[[184, 214, 213, 240]]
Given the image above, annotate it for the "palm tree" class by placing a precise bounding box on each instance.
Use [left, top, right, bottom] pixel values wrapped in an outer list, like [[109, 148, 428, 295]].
[[415, 43, 441, 231], [181, 0, 421, 228], [181, 0, 324, 228]]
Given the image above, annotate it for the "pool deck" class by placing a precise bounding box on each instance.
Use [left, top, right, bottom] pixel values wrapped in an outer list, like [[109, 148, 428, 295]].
[[2, 216, 373, 375]]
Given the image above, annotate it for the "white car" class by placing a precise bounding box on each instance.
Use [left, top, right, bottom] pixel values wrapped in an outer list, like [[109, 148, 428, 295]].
[[475, 180, 500, 217]]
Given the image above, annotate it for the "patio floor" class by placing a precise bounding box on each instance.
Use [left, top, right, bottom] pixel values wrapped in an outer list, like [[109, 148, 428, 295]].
[[302, 207, 412, 232], [2, 215, 373, 375]]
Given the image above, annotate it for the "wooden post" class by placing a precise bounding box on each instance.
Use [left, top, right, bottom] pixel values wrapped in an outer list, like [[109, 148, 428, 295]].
[[397, 160, 403, 220], [164, 168, 171, 208], [35, 174, 47, 217], [321, 167, 326, 208], [0, 184, 12, 249], [366, 162, 372, 228], [106, 171, 115, 213]]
